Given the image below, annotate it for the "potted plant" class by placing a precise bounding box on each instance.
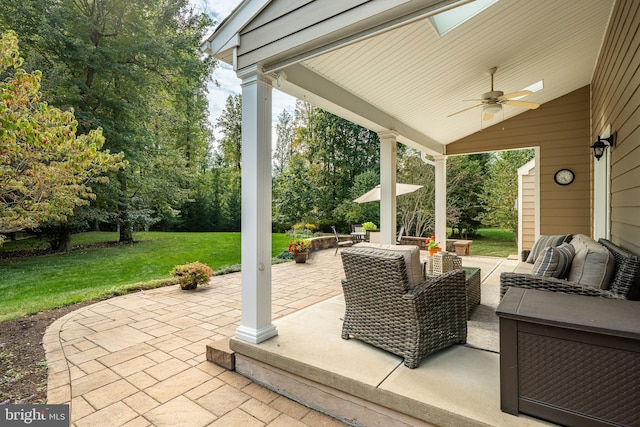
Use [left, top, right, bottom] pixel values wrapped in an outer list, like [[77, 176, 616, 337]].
[[361, 222, 377, 232], [288, 238, 310, 263], [426, 235, 441, 256], [361, 222, 378, 242], [171, 262, 214, 290]]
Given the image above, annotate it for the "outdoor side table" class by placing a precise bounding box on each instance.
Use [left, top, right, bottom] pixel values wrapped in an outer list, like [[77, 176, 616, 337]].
[[425, 265, 480, 319], [464, 267, 480, 317], [496, 287, 640, 427]]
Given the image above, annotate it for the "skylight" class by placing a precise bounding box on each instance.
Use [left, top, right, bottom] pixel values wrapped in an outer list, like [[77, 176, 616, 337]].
[[513, 80, 544, 99], [429, 0, 499, 36]]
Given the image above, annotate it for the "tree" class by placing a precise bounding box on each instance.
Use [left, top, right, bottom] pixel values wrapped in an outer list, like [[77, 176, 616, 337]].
[[0, 30, 125, 240], [293, 102, 380, 226], [0, 0, 216, 243], [337, 170, 380, 227], [477, 149, 534, 243], [447, 153, 491, 238], [396, 152, 436, 237], [273, 108, 294, 175], [216, 94, 242, 170]]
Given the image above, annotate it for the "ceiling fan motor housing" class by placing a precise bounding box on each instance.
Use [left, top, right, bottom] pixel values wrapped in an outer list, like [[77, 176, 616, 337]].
[[482, 90, 504, 101]]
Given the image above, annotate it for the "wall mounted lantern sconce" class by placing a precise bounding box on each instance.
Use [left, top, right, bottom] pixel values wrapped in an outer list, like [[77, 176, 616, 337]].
[[591, 132, 616, 161]]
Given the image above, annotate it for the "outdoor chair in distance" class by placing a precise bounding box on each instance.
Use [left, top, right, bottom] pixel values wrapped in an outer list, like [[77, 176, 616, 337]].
[[340, 247, 467, 368], [396, 226, 405, 244], [332, 225, 354, 256]]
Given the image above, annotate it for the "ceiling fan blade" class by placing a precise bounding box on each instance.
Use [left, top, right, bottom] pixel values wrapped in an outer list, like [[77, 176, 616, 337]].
[[499, 90, 533, 100], [462, 98, 487, 102], [447, 104, 482, 117], [483, 112, 494, 121], [505, 100, 540, 109]]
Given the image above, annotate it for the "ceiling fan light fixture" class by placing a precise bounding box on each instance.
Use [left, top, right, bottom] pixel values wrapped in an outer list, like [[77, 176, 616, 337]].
[[483, 104, 502, 115]]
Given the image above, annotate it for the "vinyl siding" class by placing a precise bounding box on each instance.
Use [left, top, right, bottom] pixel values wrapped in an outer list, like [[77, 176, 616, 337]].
[[591, 0, 640, 255], [447, 86, 592, 237], [521, 171, 536, 251]]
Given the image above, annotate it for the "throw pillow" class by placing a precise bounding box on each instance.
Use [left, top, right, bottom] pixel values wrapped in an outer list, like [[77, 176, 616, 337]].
[[568, 243, 616, 289], [526, 234, 573, 263], [532, 244, 574, 278], [555, 242, 576, 278]]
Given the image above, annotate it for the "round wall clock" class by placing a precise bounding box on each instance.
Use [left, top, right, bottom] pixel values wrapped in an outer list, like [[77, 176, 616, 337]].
[[554, 169, 575, 185]]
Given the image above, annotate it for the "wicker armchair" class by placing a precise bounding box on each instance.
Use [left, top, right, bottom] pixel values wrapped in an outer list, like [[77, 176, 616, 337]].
[[501, 238, 640, 300], [340, 247, 467, 369]]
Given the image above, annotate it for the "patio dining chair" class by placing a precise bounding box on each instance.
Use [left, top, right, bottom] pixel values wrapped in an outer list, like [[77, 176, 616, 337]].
[[332, 225, 354, 256]]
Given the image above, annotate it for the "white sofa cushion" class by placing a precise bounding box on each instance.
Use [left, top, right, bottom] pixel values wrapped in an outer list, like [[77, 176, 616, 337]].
[[354, 242, 423, 287]]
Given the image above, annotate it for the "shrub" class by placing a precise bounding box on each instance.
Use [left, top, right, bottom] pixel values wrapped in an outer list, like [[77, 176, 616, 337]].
[[361, 222, 377, 231], [170, 262, 213, 290]]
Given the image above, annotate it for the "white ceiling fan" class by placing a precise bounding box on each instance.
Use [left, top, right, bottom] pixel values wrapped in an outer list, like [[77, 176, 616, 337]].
[[448, 67, 540, 121]]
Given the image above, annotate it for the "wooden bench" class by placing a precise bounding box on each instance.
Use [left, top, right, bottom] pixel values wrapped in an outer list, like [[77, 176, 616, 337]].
[[453, 239, 472, 256]]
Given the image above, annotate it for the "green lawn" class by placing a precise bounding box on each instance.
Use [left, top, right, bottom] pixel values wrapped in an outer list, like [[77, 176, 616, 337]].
[[0, 229, 516, 322], [0, 232, 291, 321], [469, 228, 517, 257]]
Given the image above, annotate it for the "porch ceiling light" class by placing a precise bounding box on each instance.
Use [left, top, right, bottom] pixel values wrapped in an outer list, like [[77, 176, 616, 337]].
[[483, 103, 502, 115], [591, 133, 616, 161]]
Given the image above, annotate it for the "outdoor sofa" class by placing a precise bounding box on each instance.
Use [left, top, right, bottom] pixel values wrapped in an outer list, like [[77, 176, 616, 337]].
[[500, 234, 640, 300], [340, 245, 467, 369]]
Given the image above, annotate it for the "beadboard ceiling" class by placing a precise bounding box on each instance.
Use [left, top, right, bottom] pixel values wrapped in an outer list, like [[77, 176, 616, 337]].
[[209, 0, 615, 152], [295, 0, 613, 147]]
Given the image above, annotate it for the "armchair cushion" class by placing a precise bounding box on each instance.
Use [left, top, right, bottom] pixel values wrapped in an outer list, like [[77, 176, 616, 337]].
[[354, 242, 423, 288], [525, 234, 572, 263]]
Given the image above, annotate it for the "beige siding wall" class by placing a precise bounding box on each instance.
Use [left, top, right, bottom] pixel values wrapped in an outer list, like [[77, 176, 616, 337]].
[[447, 86, 592, 237], [521, 168, 536, 251], [591, 0, 640, 255]]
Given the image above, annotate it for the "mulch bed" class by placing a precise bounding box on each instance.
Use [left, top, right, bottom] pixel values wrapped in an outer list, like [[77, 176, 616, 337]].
[[0, 302, 96, 404]]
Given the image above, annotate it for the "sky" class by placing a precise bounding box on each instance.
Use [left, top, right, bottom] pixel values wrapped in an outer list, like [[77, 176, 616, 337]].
[[192, 0, 297, 141]]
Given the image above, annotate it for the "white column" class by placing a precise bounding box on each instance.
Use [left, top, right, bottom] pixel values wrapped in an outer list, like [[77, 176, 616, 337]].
[[235, 65, 277, 344], [434, 155, 447, 250], [378, 131, 398, 245]]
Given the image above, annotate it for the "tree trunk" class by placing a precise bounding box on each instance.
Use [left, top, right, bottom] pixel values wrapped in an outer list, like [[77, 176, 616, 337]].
[[49, 229, 72, 252], [118, 175, 134, 243]]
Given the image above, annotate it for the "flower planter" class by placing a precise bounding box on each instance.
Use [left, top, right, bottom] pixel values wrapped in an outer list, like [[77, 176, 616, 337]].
[[428, 247, 442, 257], [294, 252, 308, 263]]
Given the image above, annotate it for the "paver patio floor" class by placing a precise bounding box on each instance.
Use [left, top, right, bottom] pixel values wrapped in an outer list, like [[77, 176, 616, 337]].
[[44, 249, 348, 426]]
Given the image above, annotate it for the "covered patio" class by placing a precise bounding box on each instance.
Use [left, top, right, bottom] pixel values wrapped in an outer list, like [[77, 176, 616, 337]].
[[198, 0, 640, 425], [201, 0, 639, 343]]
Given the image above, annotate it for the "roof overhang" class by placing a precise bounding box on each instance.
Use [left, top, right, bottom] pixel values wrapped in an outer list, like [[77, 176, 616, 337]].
[[201, 0, 615, 156]]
